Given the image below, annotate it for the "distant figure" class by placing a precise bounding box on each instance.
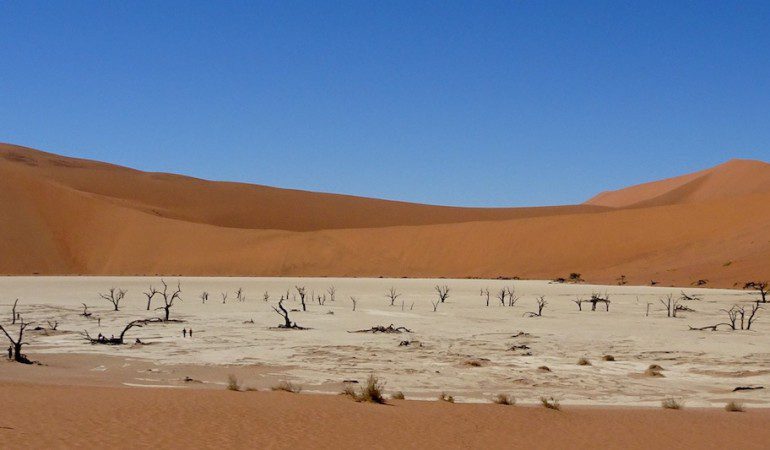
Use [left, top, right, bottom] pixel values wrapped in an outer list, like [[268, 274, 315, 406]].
[[7, 346, 12, 359], [97, 317, 101, 327], [182, 328, 187, 338], [98, 333, 103, 341], [189, 329, 193, 338], [110, 334, 115, 341]]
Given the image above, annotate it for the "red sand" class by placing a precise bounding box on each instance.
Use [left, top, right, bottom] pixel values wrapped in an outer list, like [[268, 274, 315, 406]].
[[2, 142, 770, 286], [1, 382, 767, 449]]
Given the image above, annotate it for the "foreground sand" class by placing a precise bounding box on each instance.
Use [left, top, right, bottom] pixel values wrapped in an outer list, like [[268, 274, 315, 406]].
[[1, 382, 768, 449]]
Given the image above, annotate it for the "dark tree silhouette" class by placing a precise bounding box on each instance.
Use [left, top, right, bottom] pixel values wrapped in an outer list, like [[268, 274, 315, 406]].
[[0, 318, 33, 364], [99, 288, 127, 311]]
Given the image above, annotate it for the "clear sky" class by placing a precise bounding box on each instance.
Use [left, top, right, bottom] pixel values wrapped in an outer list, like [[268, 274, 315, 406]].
[[2, 1, 769, 206]]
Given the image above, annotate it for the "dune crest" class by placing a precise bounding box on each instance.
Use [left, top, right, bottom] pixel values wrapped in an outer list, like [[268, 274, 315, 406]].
[[1, 142, 768, 287]]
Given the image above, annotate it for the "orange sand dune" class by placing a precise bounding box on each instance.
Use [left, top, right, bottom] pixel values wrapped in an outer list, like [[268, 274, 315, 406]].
[[585, 158, 770, 208], [1, 383, 768, 449], [1, 142, 769, 286]]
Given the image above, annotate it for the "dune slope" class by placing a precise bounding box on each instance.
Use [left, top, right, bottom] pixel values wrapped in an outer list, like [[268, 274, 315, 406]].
[[1, 142, 768, 286]]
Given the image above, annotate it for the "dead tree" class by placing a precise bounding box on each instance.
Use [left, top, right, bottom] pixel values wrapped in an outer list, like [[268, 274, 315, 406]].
[[481, 288, 491, 307], [660, 294, 681, 318], [616, 275, 627, 286], [506, 287, 519, 306], [435, 285, 450, 303], [431, 298, 440, 312], [263, 291, 270, 302], [0, 319, 33, 363], [11, 299, 18, 325], [221, 292, 228, 304], [523, 297, 547, 317], [84, 318, 161, 345], [573, 298, 584, 311], [235, 288, 245, 302], [349, 324, 413, 333], [155, 280, 182, 321], [81, 303, 92, 317], [589, 292, 611, 311], [46, 320, 59, 331], [295, 286, 307, 311], [744, 281, 768, 303], [144, 286, 159, 310], [99, 288, 127, 311], [271, 299, 305, 329], [350, 296, 357, 311], [690, 303, 762, 331], [327, 286, 336, 302], [200, 291, 209, 304], [495, 288, 506, 306], [680, 291, 702, 302], [386, 287, 401, 306]]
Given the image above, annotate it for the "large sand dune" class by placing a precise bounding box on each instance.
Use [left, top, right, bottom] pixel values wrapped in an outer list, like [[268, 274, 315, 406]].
[[1, 143, 769, 287]]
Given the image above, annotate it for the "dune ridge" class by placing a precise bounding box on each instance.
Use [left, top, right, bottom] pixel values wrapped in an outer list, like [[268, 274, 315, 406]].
[[1, 142, 769, 287]]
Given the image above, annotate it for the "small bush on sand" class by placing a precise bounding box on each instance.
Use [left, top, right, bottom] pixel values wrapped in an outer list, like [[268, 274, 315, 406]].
[[340, 384, 358, 398], [661, 397, 683, 410], [602, 355, 615, 361], [725, 401, 745, 412], [577, 357, 591, 366], [439, 392, 455, 403], [391, 391, 405, 400], [645, 364, 665, 377], [272, 381, 301, 393], [537, 366, 551, 372], [540, 396, 560, 410], [358, 374, 386, 404], [493, 393, 515, 405], [226, 374, 240, 391]]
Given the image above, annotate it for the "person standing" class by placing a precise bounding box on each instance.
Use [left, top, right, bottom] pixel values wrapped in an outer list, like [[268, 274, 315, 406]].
[[182, 328, 187, 338], [189, 329, 193, 338]]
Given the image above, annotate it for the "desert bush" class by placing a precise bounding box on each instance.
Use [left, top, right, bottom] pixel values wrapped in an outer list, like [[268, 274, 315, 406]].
[[602, 355, 615, 361], [438, 392, 454, 403], [577, 357, 592, 366], [358, 374, 386, 404], [724, 401, 745, 412], [540, 396, 560, 410], [661, 397, 683, 409], [271, 380, 301, 393], [340, 384, 358, 398], [537, 366, 551, 372], [391, 391, 405, 400], [493, 393, 515, 405], [226, 374, 240, 391]]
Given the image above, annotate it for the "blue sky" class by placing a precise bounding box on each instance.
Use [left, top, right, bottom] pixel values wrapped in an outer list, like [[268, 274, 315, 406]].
[[1, 1, 769, 206]]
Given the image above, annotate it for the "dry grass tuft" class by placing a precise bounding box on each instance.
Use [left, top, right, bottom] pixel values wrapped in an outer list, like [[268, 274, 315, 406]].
[[271, 380, 301, 394], [537, 366, 551, 372], [645, 364, 665, 377], [577, 357, 592, 366], [439, 392, 455, 403], [493, 393, 515, 405], [724, 401, 745, 412], [340, 384, 358, 398], [226, 374, 240, 391], [358, 374, 386, 404], [540, 396, 560, 410], [661, 397, 683, 410], [602, 354, 615, 361], [391, 391, 405, 400]]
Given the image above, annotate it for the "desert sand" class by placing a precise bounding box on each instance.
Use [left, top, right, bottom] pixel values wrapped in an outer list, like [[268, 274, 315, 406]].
[[1, 276, 769, 448], [2, 143, 770, 287], [2, 382, 769, 449]]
